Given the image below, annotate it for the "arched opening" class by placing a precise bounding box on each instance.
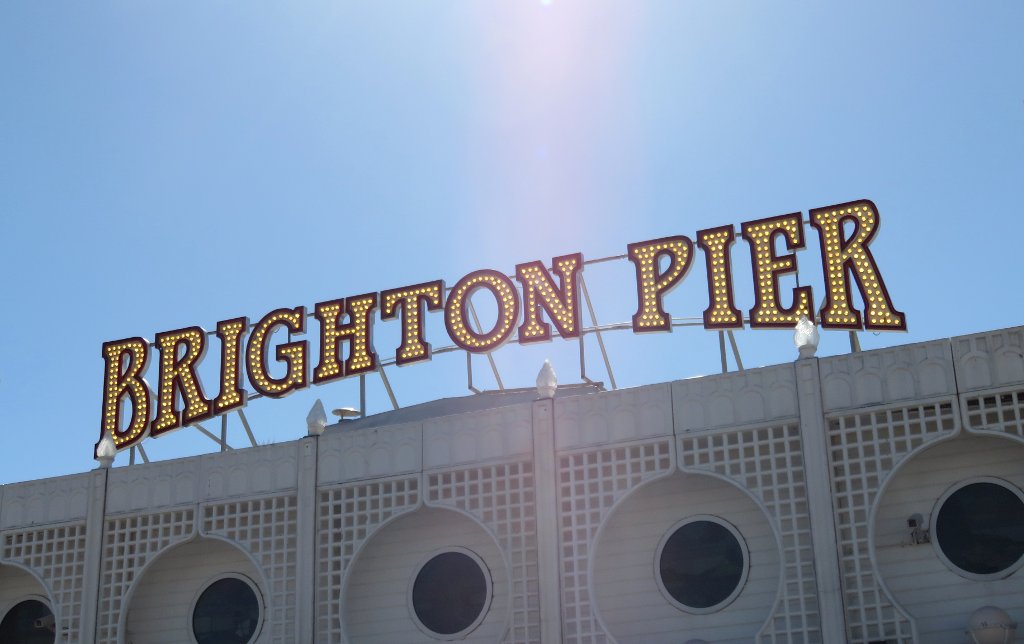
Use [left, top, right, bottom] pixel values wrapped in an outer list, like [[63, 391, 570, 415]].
[[0, 564, 55, 644], [122, 537, 266, 644]]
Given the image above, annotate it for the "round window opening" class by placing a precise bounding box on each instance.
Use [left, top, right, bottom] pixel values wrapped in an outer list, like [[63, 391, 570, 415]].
[[410, 549, 491, 639], [0, 599, 55, 644], [934, 479, 1024, 579], [191, 575, 262, 644], [656, 516, 749, 613]]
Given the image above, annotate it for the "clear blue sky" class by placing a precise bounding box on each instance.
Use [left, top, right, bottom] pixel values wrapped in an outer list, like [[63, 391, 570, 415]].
[[1, 2, 1022, 484]]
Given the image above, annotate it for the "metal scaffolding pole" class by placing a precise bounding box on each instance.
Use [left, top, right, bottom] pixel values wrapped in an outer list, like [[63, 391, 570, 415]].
[[579, 274, 617, 390]]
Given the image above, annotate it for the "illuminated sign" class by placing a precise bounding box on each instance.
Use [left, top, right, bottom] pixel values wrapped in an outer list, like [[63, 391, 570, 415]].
[[97, 199, 906, 455]]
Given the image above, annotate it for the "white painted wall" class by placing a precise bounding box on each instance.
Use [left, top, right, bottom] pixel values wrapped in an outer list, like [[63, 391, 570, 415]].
[[592, 472, 780, 643], [874, 435, 1024, 643], [343, 506, 509, 644], [124, 537, 265, 644], [0, 564, 50, 626]]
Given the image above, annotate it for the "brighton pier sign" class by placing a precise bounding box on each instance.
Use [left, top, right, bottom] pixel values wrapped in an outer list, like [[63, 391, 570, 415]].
[[98, 199, 906, 455]]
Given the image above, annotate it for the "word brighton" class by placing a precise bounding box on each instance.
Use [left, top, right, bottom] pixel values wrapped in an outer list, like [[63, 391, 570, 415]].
[[99, 199, 905, 453]]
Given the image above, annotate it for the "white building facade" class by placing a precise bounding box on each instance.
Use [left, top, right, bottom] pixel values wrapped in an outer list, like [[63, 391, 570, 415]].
[[1, 325, 1023, 643]]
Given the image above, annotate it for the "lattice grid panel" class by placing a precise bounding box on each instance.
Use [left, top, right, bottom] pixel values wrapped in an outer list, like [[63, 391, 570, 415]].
[[97, 509, 194, 643], [827, 401, 957, 643], [2, 522, 87, 641], [557, 439, 673, 643], [680, 422, 819, 643], [203, 494, 297, 644], [964, 389, 1024, 438], [316, 475, 419, 641], [427, 461, 540, 644]]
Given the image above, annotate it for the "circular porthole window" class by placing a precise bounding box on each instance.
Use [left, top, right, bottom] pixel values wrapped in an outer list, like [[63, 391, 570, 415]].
[[191, 574, 263, 644], [409, 548, 492, 639], [0, 598, 54, 644], [933, 477, 1024, 580], [655, 516, 749, 613]]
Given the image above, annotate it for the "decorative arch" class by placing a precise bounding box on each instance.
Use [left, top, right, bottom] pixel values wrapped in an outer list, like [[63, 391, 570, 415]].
[[96, 508, 196, 643], [316, 473, 421, 641], [870, 432, 1024, 641], [555, 437, 675, 641], [116, 532, 271, 641], [0, 523, 87, 641], [589, 467, 779, 643], [341, 503, 510, 643], [675, 420, 817, 642], [827, 397, 960, 643], [0, 561, 57, 633]]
